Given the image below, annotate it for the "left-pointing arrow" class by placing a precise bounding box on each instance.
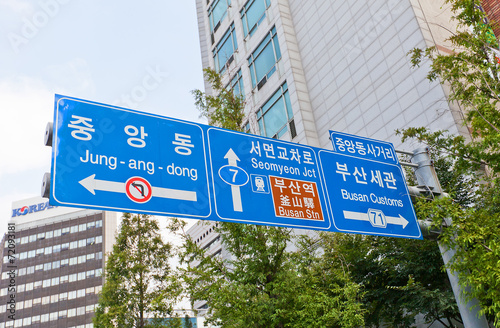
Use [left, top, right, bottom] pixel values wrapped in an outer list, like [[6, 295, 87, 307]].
[[79, 174, 197, 202], [79, 174, 124, 195]]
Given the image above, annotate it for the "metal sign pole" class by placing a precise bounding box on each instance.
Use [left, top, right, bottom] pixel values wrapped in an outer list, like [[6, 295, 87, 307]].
[[410, 147, 489, 328]]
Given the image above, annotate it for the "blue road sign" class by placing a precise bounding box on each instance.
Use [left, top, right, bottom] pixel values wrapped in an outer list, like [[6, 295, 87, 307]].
[[330, 130, 399, 164], [51, 95, 211, 218], [326, 130, 420, 238], [49, 95, 421, 239], [207, 128, 331, 230]]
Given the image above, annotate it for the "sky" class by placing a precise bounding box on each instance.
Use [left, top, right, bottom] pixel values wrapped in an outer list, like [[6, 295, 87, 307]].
[[0, 0, 205, 238]]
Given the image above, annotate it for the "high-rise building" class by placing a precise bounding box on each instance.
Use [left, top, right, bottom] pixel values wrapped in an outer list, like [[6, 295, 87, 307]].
[[0, 197, 117, 328], [195, 0, 469, 149], [189, 0, 476, 317]]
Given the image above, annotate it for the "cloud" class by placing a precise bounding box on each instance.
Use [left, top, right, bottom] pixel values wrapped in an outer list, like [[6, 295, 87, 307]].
[[45, 57, 96, 96], [0, 0, 35, 15], [0, 76, 53, 178]]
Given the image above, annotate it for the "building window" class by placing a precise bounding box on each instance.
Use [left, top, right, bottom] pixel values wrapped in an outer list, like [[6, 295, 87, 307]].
[[41, 313, 49, 323], [229, 69, 245, 99], [213, 23, 238, 73], [248, 26, 281, 89], [257, 82, 294, 139], [208, 0, 231, 33], [241, 0, 271, 37]]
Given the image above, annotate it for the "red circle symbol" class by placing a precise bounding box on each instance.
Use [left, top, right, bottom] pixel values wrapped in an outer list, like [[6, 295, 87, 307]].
[[125, 177, 153, 203]]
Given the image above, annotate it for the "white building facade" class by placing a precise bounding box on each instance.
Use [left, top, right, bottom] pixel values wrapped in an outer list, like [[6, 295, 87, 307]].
[[195, 0, 467, 148], [189, 0, 468, 323]]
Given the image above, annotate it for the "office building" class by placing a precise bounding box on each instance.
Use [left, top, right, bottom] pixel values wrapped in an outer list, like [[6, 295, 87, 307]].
[[0, 196, 117, 328], [195, 0, 473, 149], [189, 0, 500, 319]]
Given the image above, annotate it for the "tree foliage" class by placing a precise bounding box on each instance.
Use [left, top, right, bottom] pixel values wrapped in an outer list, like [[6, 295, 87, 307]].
[[192, 67, 245, 132], [182, 68, 365, 327], [334, 233, 461, 328], [171, 221, 365, 328], [405, 0, 500, 325], [94, 213, 182, 328]]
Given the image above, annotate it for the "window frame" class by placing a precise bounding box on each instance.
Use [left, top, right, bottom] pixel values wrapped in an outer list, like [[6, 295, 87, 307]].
[[208, 0, 231, 33], [213, 23, 238, 73], [256, 82, 294, 139], [248, 26, 281, 89], [241, 0, 271, 37]]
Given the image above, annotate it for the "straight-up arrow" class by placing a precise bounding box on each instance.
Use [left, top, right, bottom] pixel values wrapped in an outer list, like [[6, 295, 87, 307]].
[[224, 149, 242, 212]]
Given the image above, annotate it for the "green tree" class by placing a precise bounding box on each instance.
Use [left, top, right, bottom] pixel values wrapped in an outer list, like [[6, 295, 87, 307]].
[[191, 67, 245, 131], [175, 67, 365, 327], [94, 213, 182, 328], [171, 221, 365, 328], [405, 0, 500, 325], [334, 233, 460, 328]]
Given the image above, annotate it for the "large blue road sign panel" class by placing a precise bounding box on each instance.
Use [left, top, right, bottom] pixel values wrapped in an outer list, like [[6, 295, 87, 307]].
[[51, 95, 211, 218], [326, 130, 420, 238], [319, 151, 420, 239], [207, 129, 330, 230], [50, 95, 421, 239]]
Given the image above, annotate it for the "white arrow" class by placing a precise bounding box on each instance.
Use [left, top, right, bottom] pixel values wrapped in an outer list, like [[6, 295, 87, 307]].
[[79, 174, 197, 201], [224, 149, 242, 212], [343, 210, 409, 229]]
